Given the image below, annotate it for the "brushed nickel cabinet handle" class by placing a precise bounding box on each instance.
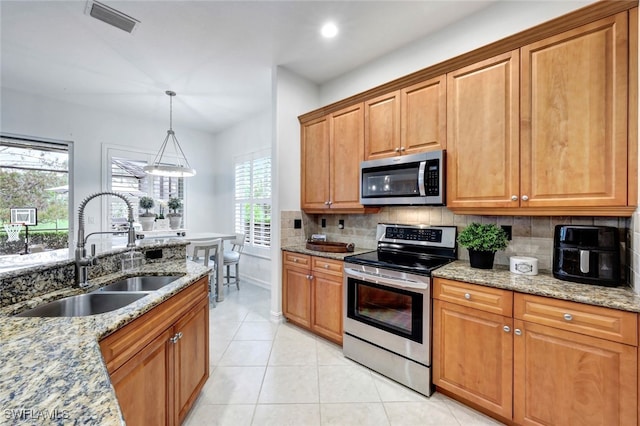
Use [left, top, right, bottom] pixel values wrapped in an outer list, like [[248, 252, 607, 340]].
[[511, 195, 518, 201], [464, 293, 471, 300], [563, 313, 573, 321], [521, 195, 529, 201], [514, 329, 522, 336], [503, 326, 511, 333]]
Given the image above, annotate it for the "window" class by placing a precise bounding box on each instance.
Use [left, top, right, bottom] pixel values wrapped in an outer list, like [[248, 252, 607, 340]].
[[110, 156, 184, 227], [0, 135, 71, 255], [234, 151, 271, 248]]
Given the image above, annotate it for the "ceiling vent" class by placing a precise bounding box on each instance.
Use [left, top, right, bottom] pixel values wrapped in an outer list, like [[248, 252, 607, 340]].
[[85, 1, 140, 33]]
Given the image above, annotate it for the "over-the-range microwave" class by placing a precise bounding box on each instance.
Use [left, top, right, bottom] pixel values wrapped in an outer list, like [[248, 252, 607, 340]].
[[360, 150, 445, 206]]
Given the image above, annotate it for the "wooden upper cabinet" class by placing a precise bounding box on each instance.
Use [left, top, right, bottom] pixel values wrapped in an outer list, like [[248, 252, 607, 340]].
[[301, 116, 330, 211], [364, 77, 446, 160], [330, 103, 365, 209], [364, 91, 401, 159], [401, 75, 447, 154], [447, 50, 520, 209], [520, 12, 629, 209], [301, 103, 375, 213]]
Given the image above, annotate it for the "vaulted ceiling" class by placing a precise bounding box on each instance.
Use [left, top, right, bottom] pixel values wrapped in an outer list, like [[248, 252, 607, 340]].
[[1, 1, 499, 133]]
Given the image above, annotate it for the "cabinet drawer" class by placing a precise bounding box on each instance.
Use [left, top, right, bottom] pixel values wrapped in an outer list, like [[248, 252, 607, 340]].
[[284, 252, 311, 268], [311, 257, 343, 277], [433, 278, 513, 317], [514, 293, 637, 346]]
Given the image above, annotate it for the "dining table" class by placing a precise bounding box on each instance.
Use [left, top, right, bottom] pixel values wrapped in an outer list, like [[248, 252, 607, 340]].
[[183, 232, 236, 301]]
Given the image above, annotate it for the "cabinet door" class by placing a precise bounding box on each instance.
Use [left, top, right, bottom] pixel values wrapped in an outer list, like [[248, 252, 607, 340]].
[[311, 270, 343, 345], [433, 300, 513, 420], [521, 13, 628, 208], [174, 297, 210, 425], [330, 103, 364, 210], [513, 319, 637, 426], [364, 91, 401, 159], [110, 328, 175, 426], [447, 50, 520, 209], [401, 76, 446, 153], [283, 263, 312, 328], [301, 116, 330, 210]]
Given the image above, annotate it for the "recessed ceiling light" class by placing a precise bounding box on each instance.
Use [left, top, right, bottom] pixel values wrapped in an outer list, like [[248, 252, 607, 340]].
[[321, 22, 338, 38]]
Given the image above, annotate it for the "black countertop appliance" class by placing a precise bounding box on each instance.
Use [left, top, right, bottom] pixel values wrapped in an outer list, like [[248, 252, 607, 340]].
[[552, 225, 620, 287]]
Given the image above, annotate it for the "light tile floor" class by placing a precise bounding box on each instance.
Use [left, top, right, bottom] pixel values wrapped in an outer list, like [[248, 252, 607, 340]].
[[184, 282, 504, 426]]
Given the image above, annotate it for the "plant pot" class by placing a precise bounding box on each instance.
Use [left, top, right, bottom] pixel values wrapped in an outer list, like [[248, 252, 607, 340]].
[[169, 215, 182, 230], [468, 249, 496, 269], [139, 216, 155, 231], [155, 218, 169, 230]]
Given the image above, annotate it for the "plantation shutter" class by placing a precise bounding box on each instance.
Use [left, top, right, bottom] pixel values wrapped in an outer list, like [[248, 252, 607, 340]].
[[234, 151, 271, 247]]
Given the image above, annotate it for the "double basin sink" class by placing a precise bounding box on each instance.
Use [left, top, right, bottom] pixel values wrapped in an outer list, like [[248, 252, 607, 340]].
[[15, 275, 182, 318]]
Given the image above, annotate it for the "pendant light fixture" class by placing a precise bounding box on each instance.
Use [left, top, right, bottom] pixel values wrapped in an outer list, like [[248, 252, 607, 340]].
[[143, 90, 197, 177]]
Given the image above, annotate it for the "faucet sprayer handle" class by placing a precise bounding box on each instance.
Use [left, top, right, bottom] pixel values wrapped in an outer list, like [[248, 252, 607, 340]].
[[91, 244, 96, 257]]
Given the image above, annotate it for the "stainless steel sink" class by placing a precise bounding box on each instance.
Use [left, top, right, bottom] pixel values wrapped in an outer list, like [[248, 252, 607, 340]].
[[15, 292, 147, 317], [97, 275, 182, 292]]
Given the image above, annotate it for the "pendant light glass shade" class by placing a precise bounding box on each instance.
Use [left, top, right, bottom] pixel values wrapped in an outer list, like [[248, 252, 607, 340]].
[[143, 90, 196, 178]]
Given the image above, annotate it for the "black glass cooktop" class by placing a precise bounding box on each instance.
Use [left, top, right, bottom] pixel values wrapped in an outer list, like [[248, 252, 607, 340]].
[[344, 250, 454, 275]]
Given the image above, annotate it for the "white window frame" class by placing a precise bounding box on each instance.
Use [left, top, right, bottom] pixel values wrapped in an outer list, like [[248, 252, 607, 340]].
[[234, 149, 271, 249], [102, 144, 187, 230]]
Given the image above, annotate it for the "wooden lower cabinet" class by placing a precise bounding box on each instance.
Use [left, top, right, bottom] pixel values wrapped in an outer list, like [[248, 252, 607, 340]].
[[513, 319, 637, 426], [109, 328, 174, 425], [100, 277, 210, 426], [282, 251, 343, 344], [433, 277, 638, 425], [433, 300, 513, 420]]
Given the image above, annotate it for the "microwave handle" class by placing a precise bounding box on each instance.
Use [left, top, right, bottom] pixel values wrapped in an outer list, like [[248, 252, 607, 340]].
[[418, 161, 426, 196]]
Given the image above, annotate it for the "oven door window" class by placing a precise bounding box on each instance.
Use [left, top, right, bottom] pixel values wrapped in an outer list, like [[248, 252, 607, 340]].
[[347, 279, 423, 343]]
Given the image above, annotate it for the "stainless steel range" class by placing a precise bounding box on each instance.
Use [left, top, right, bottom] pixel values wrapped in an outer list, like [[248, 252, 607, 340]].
[[343, 223, 457, 396]]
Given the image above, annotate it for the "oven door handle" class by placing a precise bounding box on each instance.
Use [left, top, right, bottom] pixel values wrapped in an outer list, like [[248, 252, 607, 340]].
[[345, 268, 429, 290]]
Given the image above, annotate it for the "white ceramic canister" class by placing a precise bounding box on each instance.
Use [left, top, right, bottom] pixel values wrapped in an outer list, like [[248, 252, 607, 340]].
[[509, 256, 539, 276]]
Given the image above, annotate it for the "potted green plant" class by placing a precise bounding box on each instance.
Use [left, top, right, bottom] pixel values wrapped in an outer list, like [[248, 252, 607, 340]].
[[457, 222, 509, 269], [167, 197, 183, 230], [138, 196, 155, 231]]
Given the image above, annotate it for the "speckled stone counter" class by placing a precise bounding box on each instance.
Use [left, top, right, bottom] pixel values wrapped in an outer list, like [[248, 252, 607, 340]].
[[282, 245, 375, 261], [0, 259, 210, 425], [433, 261, 640, 313]]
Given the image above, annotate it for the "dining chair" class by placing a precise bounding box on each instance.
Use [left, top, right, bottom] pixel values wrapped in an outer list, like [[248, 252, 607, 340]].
[[217, 233, 246, 292], [187, 238, 222, 305]]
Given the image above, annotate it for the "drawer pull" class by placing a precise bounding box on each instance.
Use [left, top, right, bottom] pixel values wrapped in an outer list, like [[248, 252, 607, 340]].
[[293, 258, 298, 263], [324, 264, 329, 269], [503, 326, 511, 333], [514, 329, 522, 336], [563, 313, 573, 321], [464, 293, 471, 300]]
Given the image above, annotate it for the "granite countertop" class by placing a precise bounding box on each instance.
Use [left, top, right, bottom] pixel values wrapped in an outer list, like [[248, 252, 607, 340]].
[[433, 261, 640, 313], [0, 259, 210, 425], [282, 245, 375, 261]]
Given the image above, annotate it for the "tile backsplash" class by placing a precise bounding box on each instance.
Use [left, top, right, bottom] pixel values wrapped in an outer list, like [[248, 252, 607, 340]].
[[281, 207, 631, 286]]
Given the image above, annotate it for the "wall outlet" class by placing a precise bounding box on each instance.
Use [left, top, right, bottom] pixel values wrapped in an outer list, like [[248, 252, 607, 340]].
[[501, 225, 512, 240], [321, 218, 326, 228], [294, 219, 302, 229], [338, 219, 344, 229]]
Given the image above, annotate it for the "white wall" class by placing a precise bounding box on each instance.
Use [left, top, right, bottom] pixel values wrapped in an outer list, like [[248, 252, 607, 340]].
[[209, 108, 273, 288], [0, 87, 217, 238], [321, 0, 596, 105], [270, 66, 319, 320]]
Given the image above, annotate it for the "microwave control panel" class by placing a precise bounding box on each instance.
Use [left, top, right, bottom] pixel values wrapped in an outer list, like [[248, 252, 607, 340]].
[[425, 159, 440, 196]]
